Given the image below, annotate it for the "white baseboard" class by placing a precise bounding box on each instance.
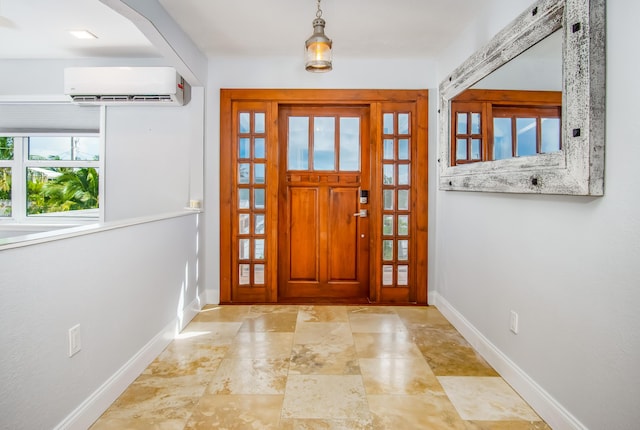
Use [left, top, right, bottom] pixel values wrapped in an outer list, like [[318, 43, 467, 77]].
[[433, 292, 587, 430], [54, 295, 205, 430]]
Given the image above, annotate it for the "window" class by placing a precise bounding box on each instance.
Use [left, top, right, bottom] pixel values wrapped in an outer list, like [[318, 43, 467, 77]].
[[451, 89, 561, 166], [0, 135, 101, 222]]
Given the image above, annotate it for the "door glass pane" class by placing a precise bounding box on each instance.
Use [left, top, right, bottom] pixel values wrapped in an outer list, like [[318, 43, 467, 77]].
[[238, 188, 250, 208], [397, 265, 408, 286], [383, 164, 394, 185], [382, 265, 394, 285], [382, 240, 394, 261], [239, 214, 250, 234], [397, 215, 409, 235], [254, 239, 265, 260], [313, 117, 335, 170], [398, 113, 409, 135], [541, 118, 561, 153], [254, 264, 265, 285], [239, 264, 250, 285], [254, 164, 265, 184], [398, 240, 409, 261], [471, 139, 481, 160], [288, 116, 309, 170], [398, 165, 409, 185], [493, 118, 512, 160], [383, 139, 394, 160], [254, 112, 265, 133], [383, 113, 394, 134], [398, 190, 409, 211], [254, 189, 265, 209], [239, 113, 250, 133], [238, 163, 250, 184], [383, 215, 394, 235], [255, 214, 265, 234], [239, 138, 250, 159], [471, 113, 481, 134], [339, 117, 360, 171], [398, 139, 409, 160], [254, 138, 265, 159], [239, 239, 250, 260], [456, 139, 467, 160], [516, 117, 537, 156], [457, 113, 467, 134], [383, 190, 394, 210]]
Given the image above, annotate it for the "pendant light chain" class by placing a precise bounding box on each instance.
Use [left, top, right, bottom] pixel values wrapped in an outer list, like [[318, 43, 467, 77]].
[[316, 0, 323, 18]]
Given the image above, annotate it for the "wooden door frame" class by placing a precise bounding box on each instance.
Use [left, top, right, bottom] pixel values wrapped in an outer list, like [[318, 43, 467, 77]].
[[220, 89, 429, 304]]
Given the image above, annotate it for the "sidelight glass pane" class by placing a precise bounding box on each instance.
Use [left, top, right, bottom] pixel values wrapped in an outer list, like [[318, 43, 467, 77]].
[[398, 190, 409, 211], [383, 139, 394, 160], [456, 139, 467, 160], [397, 215, 409, 235], [239, 113, 250, 133], [398, 139, 409, 160], [238, 189, 250, 209], [383, 215, 394, 236], [471, 139, 481, 160], [238, 163, 250, 184], [239, 264, 250, 285], [516, 117, 536, 156], [398, 240, 409, 261], [457, 113, 467, 134], [255, 214, 265, 234], [254, 112, 265, 133], [493, 118, 512, 160], [254, 138, 265, 159], [288, 116, 309, 170], [471, 113, 481, 134], [239, 239, 250, 260], [239, 214, 250, 234], [339, 117, 360, 171], [382, 265, 394, 286], [383, 190, 394, 210], [255, 239, 265, 260], [397, 265, 408, 286], [239, 138, 250, 159], [383, 240, 394, 261], [541, 118, 561, 153], [254, 164, 265, 184], [383, 113, 394, 134], [254, 189, 265, 209], [398, 165, 410, 185], [314, 117, 335, 170], [398, 114, 409, 135], [383, 164, 394, 185], [254, 264, 265, 285]]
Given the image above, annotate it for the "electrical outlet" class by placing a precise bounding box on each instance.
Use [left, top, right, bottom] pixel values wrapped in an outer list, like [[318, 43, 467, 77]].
[[68, 324, 81, 357], [510, 311, 519, 334]]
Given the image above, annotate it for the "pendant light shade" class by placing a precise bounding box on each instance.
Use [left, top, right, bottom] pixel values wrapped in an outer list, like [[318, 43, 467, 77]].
[[305, 0, 332, 72]]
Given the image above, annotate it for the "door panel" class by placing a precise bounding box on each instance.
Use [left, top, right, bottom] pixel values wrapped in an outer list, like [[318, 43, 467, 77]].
[[279, 106, 370, 300]]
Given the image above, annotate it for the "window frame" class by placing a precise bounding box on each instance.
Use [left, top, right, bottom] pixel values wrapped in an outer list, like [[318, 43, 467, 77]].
[[0, 133, 104, 225]]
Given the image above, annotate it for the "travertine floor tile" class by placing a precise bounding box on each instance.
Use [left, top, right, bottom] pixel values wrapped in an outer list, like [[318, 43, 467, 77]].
[[206, 358, 289, 394], [438, 376, 542, 421], [225, 332, 293, 359], [184, 394, 283, 429], [239, 312, 298, 332], [289, 342, 360, 375], [353, 331, 423, 359], [359, 357, 441, 395], [297, 305, 349, 323], [190, 305, 252, 322], [368, 394, 467, 430], [294, 322, 353, 345], [348, 313, 407, 333]]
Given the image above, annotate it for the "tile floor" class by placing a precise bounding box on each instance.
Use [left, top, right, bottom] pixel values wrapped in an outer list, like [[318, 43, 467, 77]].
[[90, 305, 550, 429]]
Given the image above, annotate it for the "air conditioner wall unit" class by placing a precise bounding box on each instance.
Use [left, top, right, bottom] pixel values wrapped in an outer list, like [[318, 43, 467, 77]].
[[64, 67, 185, 106]]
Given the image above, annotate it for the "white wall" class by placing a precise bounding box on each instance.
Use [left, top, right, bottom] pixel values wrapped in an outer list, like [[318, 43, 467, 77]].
[[204, 55, 438, 304], [434, 1, 640, 429], [0, 214, 203, 430]]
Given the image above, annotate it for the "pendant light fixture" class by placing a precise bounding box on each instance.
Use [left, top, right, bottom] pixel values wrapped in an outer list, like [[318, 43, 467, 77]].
[[305, 0, 332, 72]]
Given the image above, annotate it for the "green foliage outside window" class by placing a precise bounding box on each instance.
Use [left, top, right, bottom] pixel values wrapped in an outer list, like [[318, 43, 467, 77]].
[[27, 167, 99, 215]]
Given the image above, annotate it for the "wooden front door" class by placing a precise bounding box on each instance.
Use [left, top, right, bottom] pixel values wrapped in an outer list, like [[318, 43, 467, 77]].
[[278, 106, 370, 301]]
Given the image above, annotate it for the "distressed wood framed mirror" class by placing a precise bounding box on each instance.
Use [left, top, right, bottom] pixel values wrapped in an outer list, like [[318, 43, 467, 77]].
[[438, 0, 605, 195]]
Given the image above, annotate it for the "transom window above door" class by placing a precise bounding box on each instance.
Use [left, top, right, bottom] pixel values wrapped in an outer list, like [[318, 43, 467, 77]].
[[287, 116, 360, 171]]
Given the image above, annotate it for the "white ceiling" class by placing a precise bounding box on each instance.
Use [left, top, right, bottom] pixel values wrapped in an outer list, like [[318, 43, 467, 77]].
[[0, 0, 487, 60]]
